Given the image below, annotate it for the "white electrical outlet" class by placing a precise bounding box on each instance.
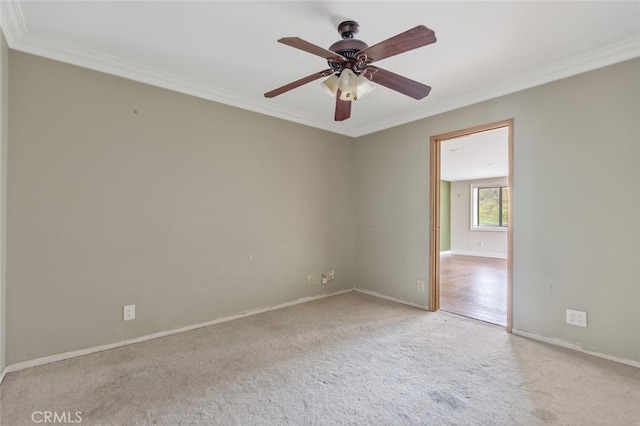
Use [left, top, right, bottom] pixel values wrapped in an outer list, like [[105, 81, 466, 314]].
[[417, 280, 425, 292], [308, 275, 316, 286], [566, 308, 587, 327], [124, 304, 136, 321]]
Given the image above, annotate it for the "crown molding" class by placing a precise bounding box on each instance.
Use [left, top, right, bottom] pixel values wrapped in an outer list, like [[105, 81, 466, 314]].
[[0, 1, 358, 137], [2, 1, 639, 138], [20, 33, 353, 136], [0, 0, 27, 41], [352, 35, 640, 137]]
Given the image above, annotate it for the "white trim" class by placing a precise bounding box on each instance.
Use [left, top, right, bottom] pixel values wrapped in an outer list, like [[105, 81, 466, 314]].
[[0, 0, 27, 42], [512, 328, 640, 369], [1, 1, 639, 138], [450, 249, 507, 259], [439, 250, 452, 256], [3, 289, 353, 375], [470, 227, 508, 233], [5, 32, 348, 137], [354, 288, 429, 311], [3, 290, 637, 380], [353, 36, 640, 137]]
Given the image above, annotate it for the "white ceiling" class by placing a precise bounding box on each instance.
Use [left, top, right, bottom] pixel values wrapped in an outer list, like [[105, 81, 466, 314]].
[[2, 1, 639, 137], [441, 127, 508, 182]]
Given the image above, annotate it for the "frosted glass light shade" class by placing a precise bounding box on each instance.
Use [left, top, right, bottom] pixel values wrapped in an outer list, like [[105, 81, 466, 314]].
[[355, 76, 375, 100], [338, 69, 358, 101], [322, 69, 375, 101], [321, 75, 339, 97]]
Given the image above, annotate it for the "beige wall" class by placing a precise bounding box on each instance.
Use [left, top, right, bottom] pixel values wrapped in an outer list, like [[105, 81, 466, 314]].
[[5, 49, 640, 366], [7, 51, 355, 363], [355, 57, 640, 362], [450, 177, 508, 258], [0, 30, 8, 374], [354, 124, 430, 306]]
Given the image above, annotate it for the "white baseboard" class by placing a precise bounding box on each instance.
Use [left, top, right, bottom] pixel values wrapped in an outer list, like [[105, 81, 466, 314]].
[[450, 250, 507, 259], [512, 328, 640, 369], [3, 288, 354, 376], [439, 250, 452, 255], [354, 288, 430, 311], [5, 289, 636, 382]]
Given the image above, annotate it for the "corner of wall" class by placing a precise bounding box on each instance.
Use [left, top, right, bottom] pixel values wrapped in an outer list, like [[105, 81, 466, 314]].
[[0, 27, 9, 382]]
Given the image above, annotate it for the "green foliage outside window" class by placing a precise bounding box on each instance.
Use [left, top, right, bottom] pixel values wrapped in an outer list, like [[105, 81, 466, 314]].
[[475, 186, 508, 228]]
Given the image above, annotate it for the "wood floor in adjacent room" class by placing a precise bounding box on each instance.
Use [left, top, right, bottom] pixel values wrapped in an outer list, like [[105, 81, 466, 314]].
[[440, 254, 507, 326]]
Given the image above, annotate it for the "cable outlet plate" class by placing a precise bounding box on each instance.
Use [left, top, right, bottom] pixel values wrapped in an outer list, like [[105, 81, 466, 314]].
[[566, 308, 587, 327], [124, 304, 136, 321], [321, 270, 335, 286]]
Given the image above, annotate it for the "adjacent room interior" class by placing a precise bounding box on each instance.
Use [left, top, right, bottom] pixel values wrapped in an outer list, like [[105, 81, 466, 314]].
[[439, 126, 510, 327], [0, 1, 638, 424]]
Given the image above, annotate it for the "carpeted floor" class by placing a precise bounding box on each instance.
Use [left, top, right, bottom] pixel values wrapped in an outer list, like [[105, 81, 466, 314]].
[[1, 291, 638, 425]]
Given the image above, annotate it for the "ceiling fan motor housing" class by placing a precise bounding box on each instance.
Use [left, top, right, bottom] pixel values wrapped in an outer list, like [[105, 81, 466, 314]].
[[328, 21, 369, 73]]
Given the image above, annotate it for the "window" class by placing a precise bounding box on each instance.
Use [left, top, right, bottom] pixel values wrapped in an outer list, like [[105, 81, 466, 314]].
[[471, 185, 508, 230]]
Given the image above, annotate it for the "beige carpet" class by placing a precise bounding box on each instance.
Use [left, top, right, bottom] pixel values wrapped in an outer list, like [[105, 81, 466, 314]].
[[1, 291, 638, 425]]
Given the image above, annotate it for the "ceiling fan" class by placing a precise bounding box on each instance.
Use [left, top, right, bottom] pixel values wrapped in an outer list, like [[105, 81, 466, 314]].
[[264, 20, 437, 121]]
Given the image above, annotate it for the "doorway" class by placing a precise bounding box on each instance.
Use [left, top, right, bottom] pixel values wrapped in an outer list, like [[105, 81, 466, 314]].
[[429, 120, 513, 331]]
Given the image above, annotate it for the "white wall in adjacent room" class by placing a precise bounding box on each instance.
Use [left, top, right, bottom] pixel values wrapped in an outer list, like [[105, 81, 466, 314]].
[[450, 177, 508, 259]]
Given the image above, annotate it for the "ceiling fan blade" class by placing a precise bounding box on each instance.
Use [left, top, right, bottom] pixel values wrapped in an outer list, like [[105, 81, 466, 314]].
[[264, 69, 334, 98], [334, 90, 351, 121], [278, 37, 346, 63], [366, 66, 431, 100], [358, 25, 436, 63]]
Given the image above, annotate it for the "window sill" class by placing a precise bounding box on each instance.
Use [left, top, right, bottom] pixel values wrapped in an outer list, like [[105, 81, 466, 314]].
[[470, 227, 508, 232]]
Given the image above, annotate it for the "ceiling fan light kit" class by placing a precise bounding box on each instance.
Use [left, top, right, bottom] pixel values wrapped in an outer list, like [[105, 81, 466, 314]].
[[352, 75, 376, 100], [264, 20, 437, 121], [321, 74, 340, 96], [321, 71, 374, 101]]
